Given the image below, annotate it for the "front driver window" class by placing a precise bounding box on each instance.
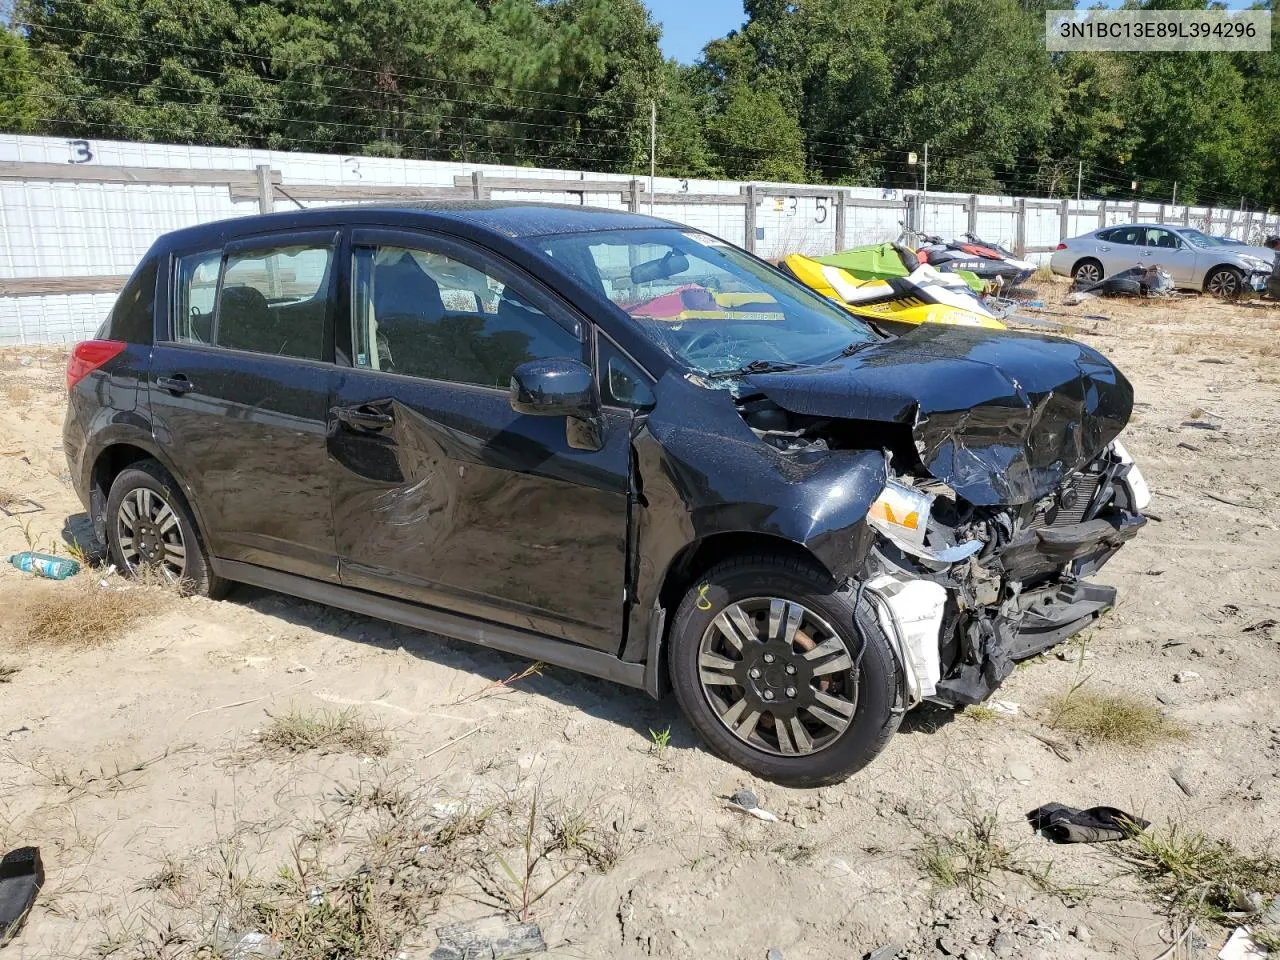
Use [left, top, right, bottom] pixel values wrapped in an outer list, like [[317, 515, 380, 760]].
[[350, 244, 584, 388]]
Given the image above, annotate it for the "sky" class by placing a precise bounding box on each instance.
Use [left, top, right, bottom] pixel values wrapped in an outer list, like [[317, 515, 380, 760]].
[[644, 0, 1259, 63], [645, 0, 745, 64]]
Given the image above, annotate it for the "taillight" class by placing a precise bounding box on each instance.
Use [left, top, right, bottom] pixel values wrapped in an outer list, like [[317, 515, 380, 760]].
[[1055, 243, 1067, 251], [67, 340, 126, 390]]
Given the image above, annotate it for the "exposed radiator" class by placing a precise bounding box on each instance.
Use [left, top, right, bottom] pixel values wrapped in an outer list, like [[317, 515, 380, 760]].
[[1027, 473, 1102, 529]]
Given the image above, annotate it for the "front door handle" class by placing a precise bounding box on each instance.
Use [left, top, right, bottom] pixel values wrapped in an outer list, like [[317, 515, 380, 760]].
[[334, 403, 394, 431], [158, 375, 193, 395]]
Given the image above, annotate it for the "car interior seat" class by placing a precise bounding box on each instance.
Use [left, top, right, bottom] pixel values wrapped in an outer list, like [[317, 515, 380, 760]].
[[373, 253, 447, 377]]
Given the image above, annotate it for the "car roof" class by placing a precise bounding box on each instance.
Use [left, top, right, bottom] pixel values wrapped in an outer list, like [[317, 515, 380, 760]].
[[1097, 223, 1183, 231], [158, 200, 681, 249]]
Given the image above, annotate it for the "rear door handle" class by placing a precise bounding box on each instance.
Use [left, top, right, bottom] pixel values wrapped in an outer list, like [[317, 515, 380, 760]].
[[158, 375, 193, 395], [334, 403, 394, 431]]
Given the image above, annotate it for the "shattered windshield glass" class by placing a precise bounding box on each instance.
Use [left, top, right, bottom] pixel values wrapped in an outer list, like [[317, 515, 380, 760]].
[[537, 227, 877, 376]]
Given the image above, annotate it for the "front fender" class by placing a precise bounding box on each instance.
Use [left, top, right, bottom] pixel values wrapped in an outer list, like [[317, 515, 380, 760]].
[[627, 374, 887, 664]]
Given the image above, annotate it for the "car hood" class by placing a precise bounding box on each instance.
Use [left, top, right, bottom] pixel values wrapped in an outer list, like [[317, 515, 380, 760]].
[[741, 325, 1133, 506]]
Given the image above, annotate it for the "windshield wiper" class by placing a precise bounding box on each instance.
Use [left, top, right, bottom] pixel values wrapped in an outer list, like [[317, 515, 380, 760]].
[[832, 340, 878, 360], [707, 359, 803, 379]]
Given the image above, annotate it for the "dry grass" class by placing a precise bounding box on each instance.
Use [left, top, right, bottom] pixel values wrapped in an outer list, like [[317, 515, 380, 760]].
[[1, 575, 170, 649], [915, 801, 1065, 898], [4, 383, 31, 406], [1046, 686, 1190, 748], [257, 708, 391, 758], [1032, 264, 1055, 283], [1115, 826, 1280, 931], [960, 705, 999, 723], [98, 775, 618, 959]]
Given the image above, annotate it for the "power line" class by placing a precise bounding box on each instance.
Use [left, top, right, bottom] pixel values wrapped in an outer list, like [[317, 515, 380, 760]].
[[14, 12, 651, 109]]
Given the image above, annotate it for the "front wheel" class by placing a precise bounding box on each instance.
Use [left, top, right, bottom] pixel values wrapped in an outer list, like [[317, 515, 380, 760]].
[[668, 554, 902, 787], [1205, 266, 1243, 298]]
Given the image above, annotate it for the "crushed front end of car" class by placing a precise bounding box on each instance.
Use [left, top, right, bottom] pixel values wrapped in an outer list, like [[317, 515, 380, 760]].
[[734, 324, 1147, 710]]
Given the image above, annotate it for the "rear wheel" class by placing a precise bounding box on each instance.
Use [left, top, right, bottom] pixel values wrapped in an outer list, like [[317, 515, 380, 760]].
[[1072, 258, 1103, 285], [106, 459, 227, 598], [668, 554, 901, 787], [1205, 266, 1243, 298]]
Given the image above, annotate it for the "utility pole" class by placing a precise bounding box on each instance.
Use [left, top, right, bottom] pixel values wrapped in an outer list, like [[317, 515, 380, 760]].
[[649, 101, 656, 216], [921, 141, 929, 233], [1076, 161, 1082, 203], [1171, 181, 1177, 210]]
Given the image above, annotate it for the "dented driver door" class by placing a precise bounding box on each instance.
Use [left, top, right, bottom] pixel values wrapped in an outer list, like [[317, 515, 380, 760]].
[[326, 229, 630, 651]]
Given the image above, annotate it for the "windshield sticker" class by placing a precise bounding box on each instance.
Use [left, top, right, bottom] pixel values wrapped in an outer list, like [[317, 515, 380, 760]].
[[684, 231, 729, 247]]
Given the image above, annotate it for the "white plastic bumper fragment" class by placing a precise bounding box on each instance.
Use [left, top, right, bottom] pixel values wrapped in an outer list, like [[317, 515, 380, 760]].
[[865, 574, 948, 703], [1110, 439, 1151, 511]]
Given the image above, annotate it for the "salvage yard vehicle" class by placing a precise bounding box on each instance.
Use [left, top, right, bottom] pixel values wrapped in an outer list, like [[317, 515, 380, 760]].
[[63, 202, 1149, 785], [1050, 223, 1272, 296]]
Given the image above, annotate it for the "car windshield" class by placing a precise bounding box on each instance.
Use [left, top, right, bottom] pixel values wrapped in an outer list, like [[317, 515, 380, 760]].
[[537, 227, 877, 376], [1179, 228, 1218, 248]]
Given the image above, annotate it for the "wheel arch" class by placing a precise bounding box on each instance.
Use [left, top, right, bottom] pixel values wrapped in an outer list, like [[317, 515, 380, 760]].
[[1072, 256, 1103, 278], [88, 440, 211, 549], [640, 530, 843, 699], [1202, 263, 1244, 291]]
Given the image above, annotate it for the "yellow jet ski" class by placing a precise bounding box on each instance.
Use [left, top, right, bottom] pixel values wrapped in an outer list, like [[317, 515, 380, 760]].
[[780, 246, 1007, 335]]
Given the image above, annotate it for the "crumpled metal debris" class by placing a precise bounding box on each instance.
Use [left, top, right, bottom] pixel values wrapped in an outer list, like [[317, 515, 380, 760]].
[[1064, 264, 1174, 304], [430, 914, 546, 959]]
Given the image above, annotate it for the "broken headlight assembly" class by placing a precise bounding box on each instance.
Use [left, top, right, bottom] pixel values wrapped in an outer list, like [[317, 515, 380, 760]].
[[868, 479, 983, 564]]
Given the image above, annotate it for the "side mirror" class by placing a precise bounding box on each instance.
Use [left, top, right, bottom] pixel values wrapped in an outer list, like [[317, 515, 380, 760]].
[[509, 357, 597, 418]]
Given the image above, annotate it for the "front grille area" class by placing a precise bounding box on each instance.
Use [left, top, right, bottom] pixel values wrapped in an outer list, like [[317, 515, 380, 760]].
[[1027, 473, 1101, 529]]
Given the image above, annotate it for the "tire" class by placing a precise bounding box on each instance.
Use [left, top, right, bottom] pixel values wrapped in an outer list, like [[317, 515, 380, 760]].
[[1072, 258, 1103, 285], [668, 553, 902, 787], [1205, 266, 1243, 298], [106, 458, 227, 598]]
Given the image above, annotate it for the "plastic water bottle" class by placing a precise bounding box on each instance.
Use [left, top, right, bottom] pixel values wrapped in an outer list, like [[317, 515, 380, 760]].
[[8, 552, 80, 580]]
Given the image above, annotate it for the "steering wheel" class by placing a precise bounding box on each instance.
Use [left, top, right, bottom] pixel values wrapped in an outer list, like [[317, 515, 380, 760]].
[[680, 326, 733, 357]]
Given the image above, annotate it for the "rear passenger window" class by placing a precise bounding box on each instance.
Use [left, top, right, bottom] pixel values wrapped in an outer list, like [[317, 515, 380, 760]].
[[174, 250, 221, 344], [351, 244, 583, 388], [215, 244, 333, 360]]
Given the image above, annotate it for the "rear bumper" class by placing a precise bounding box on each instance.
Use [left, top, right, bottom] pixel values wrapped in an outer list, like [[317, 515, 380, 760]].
[[61, 403, 90, 511]]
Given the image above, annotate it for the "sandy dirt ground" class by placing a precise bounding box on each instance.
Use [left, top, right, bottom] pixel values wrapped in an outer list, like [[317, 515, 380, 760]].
[[1, 280, 1279, 960]]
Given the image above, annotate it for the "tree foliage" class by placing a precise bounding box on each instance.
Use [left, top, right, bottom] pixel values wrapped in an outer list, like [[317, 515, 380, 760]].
[[2, 0, 1278, 206]]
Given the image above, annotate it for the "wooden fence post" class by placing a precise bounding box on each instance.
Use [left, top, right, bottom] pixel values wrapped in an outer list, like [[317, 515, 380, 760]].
[[471, 171, 488, 200], [834, 191, 846, 251], [1183, 205, 1191, 226], [628, 179, 640, 214], [967, 194, 979, 236], [1014, 198, 1027, 259], [745, 184, 758, 254], [255, 164, 274, 215], [1130, 200, 1140, 223], [1098, 199, 1107, 229], [1059, 198, 1070, 242]]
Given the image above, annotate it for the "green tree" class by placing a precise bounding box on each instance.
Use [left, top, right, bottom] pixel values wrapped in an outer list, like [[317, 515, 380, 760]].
[[0, 28, 41, 133]]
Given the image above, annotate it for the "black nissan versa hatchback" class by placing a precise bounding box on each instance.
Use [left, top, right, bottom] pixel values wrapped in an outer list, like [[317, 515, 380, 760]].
[[64, 202, 1149, 785]]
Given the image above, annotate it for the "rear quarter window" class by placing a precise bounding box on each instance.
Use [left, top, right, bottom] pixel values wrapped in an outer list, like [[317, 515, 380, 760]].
[[104, 257, 158, 344]]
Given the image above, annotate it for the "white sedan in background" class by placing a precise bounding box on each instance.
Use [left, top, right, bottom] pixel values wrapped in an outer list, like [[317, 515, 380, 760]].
[[1050, 223, 1272, 297]]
